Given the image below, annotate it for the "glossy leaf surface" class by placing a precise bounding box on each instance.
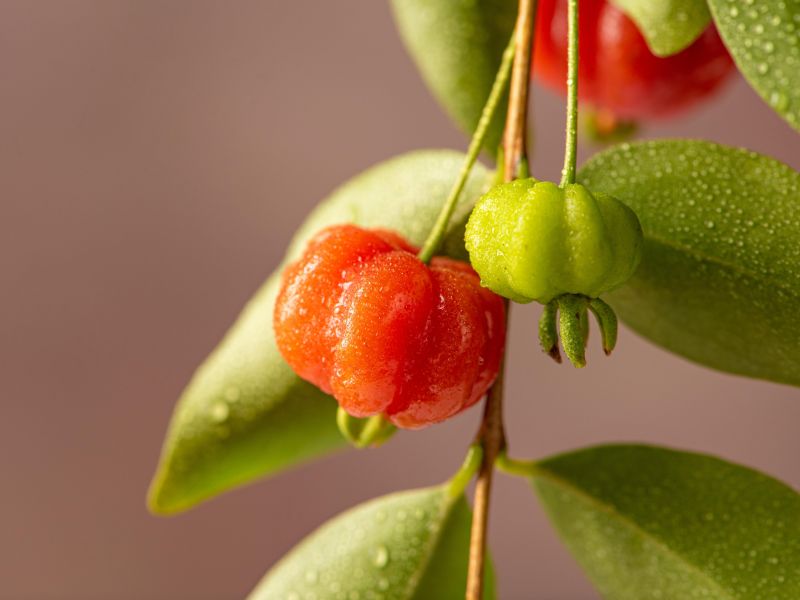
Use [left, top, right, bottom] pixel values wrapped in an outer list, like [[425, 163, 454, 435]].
[[610, 0, 711, 56], [390, 0, 517, 156], [148, 150, 492, 514], [707, 0, 800, 130], [579, 140, 800, 387], [248, 485, 495, 600], [533, 444, 800, 599]]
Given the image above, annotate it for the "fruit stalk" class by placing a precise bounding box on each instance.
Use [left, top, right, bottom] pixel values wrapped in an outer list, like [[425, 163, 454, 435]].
[[465, 1, 536, 598], [560, 0, 579, 186], [417, 34, 516, 264]]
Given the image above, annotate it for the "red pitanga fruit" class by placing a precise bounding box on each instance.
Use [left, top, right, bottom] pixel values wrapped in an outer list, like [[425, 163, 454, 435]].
[[274, 224, 506, 429]]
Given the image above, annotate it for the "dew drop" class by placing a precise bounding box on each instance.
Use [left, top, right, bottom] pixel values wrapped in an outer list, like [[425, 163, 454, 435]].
[[769, 91, 790, 111], [373, 545, 390, 569], [210, 401, 230, 422]]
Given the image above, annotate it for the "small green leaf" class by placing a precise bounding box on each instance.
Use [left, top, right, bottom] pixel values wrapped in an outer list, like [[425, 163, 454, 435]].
[[609, 0, 711, 56], [533, 444, 800, 599], [148, 150, 492, 514], [247, 485, 496, 600], [707, 0, 800, 130], [390, 0, 517, 157], [578, 140, 800, 387]]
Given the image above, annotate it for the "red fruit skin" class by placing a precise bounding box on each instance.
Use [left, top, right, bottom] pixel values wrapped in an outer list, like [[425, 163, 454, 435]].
[[274, 225, 506, 429], [533, 0, 735, 119]]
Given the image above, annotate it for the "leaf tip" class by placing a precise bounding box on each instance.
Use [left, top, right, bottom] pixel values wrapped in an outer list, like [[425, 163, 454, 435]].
[[146, 462, 189, 516]]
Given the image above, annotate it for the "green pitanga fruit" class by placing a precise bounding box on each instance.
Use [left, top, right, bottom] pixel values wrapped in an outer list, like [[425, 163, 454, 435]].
[[465, 179, 643, 303], [465, 178, 643, 367]]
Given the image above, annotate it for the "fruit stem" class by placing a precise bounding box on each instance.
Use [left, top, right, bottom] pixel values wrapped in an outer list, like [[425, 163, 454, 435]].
[[560, 0, 579, 187], [502, 2, 537, 181], [465, 2, 536, 598], [417, 33, 516, 264]]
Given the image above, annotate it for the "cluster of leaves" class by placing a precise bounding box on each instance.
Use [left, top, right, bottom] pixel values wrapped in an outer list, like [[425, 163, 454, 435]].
[[149, 0, 800, 597]]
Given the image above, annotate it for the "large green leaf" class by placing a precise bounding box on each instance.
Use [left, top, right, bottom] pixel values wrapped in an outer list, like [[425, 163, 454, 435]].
[[578, 140, 800, 387], [609, 0, 711, 56], [532, 444, 800, 599], [248, 485, 496, 600], [707, 0, 800, 130], [148, 150, 493, 514], [390, 0, 517, 157]]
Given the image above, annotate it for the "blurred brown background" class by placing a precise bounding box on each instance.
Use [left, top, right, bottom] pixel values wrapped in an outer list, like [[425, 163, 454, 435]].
[[2, 2, 799, 599]]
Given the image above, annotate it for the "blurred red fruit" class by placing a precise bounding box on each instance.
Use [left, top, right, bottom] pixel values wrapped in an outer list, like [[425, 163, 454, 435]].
[[533, 0, 736, 119]]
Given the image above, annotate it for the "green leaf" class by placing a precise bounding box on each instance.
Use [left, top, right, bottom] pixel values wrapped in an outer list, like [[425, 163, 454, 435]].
[[578, 140, 800, 387], [390, 0, 517, 157], [609, 0, 711, 56], [148, 150, 493, 514], [707, 0, 800, 130], [532, 444, 800, 599], [247, 485, 496, 600]]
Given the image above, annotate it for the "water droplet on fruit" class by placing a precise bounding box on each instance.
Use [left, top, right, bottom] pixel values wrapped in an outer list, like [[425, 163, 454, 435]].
[[373, 545, 389, 568]]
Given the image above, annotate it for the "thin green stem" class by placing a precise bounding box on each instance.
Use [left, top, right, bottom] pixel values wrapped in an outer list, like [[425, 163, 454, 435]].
[[417, 33, 516, 264], [496, 452, 538, 478], [448, 445, 484, 498], [560, 0, 579, 187]]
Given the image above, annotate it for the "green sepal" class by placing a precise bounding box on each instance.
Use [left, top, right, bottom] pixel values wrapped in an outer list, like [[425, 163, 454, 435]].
[[337, 408, 397, 449], [557, 294, 589, 368], [538, 300, 561, 363], [588, 297, 618, 355]]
